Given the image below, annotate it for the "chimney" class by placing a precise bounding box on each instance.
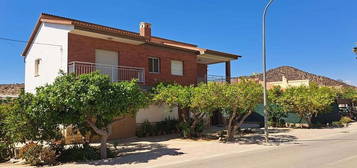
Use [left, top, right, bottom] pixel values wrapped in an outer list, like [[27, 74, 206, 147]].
[[139, 22, 151, 39]]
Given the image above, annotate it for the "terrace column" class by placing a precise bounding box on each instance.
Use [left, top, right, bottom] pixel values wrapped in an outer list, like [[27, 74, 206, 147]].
[[225, 61, 231, 83]]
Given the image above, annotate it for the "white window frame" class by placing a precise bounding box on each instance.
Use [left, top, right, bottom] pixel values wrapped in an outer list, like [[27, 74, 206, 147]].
[[148, 57, 160, 73], [34, 59, 41, 77], [171, 60, 183, 76]]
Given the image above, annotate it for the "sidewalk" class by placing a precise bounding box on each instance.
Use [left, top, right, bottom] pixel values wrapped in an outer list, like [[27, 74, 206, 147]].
[[2, 122, 357, 168]]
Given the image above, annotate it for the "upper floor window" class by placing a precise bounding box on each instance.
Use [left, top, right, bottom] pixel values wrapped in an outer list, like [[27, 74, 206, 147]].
[[171, 60, 183, 76], [34, 59, 41, 76], [148, 57, 160, 73]]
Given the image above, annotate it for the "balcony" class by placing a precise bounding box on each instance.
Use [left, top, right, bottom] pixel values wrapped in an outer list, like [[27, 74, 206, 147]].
[[197, 75, 227, 83], [68, 61, 145, 83]]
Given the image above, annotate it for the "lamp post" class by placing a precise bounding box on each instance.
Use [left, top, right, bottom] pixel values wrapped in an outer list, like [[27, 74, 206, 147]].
[[262, 0, 274, 144]]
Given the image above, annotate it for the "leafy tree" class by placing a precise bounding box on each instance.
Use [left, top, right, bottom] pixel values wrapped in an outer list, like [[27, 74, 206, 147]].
[[189, 83, 220, 135], [337, 87, 357, 102], [267, 86, 287, 127], [278, 83, 336, 127], [215, 80, 263, 140], [0, 100, 14, 161], [153, 83, 192, 120], [153, 83, 219, 137], [35, 72, 148, 159], [4, 92, 61, 143]]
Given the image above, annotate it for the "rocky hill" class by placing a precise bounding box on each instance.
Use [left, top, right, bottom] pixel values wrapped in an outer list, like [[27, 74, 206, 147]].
[[250, 66, 355, 88], [0, 83, 24, 97]]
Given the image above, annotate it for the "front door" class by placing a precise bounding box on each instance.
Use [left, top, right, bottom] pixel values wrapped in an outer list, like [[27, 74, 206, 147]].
[[95, 49, 118, 81]]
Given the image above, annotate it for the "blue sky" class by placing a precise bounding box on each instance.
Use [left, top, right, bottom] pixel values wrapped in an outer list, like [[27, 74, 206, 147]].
[[0, 0, 356, 85]]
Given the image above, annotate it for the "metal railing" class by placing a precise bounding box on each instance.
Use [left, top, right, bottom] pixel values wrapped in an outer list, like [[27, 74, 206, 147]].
[[68, 61, 145, 83], [197, 75, 227, 83], [197, 75, 240, 83]]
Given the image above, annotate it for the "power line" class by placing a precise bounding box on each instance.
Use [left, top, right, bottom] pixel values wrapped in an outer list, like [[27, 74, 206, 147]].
[[0, 37, 62, 47]]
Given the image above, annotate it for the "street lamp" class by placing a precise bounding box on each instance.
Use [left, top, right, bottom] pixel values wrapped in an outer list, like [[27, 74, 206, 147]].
[[262, 0, 274, 143]]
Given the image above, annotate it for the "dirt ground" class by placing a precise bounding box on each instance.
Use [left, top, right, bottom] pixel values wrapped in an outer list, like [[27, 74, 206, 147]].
[[2, 122, 357, 168]]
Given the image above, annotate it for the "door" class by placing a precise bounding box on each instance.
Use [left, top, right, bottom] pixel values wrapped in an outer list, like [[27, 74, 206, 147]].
[[95, 49, 118, 81]]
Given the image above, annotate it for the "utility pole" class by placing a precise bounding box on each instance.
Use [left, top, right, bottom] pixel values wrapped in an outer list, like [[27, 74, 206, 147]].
[[262, 0, 274, 144]]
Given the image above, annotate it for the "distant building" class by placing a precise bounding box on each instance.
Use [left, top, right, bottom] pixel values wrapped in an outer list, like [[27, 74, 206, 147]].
[[266, 76, 309, 89], [243, 66, 356, 89]]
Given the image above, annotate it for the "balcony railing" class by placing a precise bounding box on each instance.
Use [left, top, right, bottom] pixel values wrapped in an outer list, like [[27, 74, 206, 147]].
[[197, 75, 238, 83], [68, 61, 145, 83]]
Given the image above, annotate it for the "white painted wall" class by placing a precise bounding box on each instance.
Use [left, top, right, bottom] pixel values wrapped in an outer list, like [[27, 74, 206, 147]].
[[136, 104, 178, 124], [24, 23, 74, 93]]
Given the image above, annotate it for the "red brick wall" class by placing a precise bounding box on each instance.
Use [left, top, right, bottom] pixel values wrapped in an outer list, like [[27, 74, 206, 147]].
[[197, 63, 207, 78], [68, 33, 203, 86]]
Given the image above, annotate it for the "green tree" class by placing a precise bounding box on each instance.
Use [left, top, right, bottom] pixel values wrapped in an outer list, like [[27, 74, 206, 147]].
[[35, 72, 148, 159], [278, 84, 336, 127], [267, 86, 286, 127], [189, 83, 220, 135], [337, 87, 357, 101], [4, 92, 61, 143], [215, 80, 263, 140], [153, 83, 218, 137], [153, 83, 192, 121]]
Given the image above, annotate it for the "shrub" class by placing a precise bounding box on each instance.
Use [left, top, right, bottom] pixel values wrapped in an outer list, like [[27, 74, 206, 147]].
[[332, 121, 343, 128], [194, 120, 205, 136], [0, 142, 11, 162], [57, 143, 101, 162], [141, 120, 154, 136], [18, 142, 38, 159], [40, 147, 57, 165], [178, 122, 191, 138], [136, 119, 179, 137], [165, 118, 179, 133], [136, 128, 145, 138], [49, 142, 64, 156], [22, 143, 43, 166], [340, 116, 353, 125]]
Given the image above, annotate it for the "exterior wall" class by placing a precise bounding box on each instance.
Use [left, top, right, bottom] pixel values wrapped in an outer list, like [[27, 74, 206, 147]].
[[108, 116, 136, 140], [267, 78, 310, 89], [68, 33, 200, 86], [197, 63, 207, 83], [24, 23, 74, 93], [64, 116, 136, 143], [136, 104, 178, 124]]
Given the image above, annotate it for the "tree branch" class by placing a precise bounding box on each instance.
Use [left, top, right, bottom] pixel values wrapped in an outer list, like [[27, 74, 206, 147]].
[[86, 119, 108, 136], [236, 110, 252, 130]]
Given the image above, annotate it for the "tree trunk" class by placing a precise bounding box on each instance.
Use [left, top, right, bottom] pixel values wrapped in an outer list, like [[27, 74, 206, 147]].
[[236, 111, 252, 130], [86, 119, 117, 159], [306, 116, 312, 128], [233, 111, 252, 138], [227, 111, 237, 141], [100, 135, 108, 159]]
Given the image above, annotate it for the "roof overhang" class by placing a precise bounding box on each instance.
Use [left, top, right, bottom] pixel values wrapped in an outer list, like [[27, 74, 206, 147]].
[[22, 13, 243, 61], [70, 29, 146, 45], [197, 49, 241, 64]]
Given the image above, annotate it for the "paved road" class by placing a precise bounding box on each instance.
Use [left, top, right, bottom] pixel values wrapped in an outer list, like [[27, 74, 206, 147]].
[[154, 130, 357, 168]]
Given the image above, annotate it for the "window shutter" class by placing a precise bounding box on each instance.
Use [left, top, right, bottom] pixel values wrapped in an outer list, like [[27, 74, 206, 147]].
[[171, 60, 183, 76]]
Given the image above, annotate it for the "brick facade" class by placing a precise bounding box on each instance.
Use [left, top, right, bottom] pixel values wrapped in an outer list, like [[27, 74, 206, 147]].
[[68, 33, 207, 86]]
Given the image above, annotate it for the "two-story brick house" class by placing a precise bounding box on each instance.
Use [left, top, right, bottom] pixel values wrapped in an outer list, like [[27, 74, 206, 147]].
[[22, 13, 240, 140]]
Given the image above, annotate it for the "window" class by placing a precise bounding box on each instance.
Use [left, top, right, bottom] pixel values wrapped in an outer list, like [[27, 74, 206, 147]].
[[171, 60, 183, 76], [148, 57, 160, 73], [34, 59, 41, 76]]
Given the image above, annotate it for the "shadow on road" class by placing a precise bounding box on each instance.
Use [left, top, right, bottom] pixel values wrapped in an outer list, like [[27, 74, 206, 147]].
[[80, 143, 183, 166], [237, 134, 298, 145]]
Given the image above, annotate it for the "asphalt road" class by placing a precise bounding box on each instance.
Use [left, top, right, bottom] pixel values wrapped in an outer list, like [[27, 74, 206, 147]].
[[154, 130, 357, 168]]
